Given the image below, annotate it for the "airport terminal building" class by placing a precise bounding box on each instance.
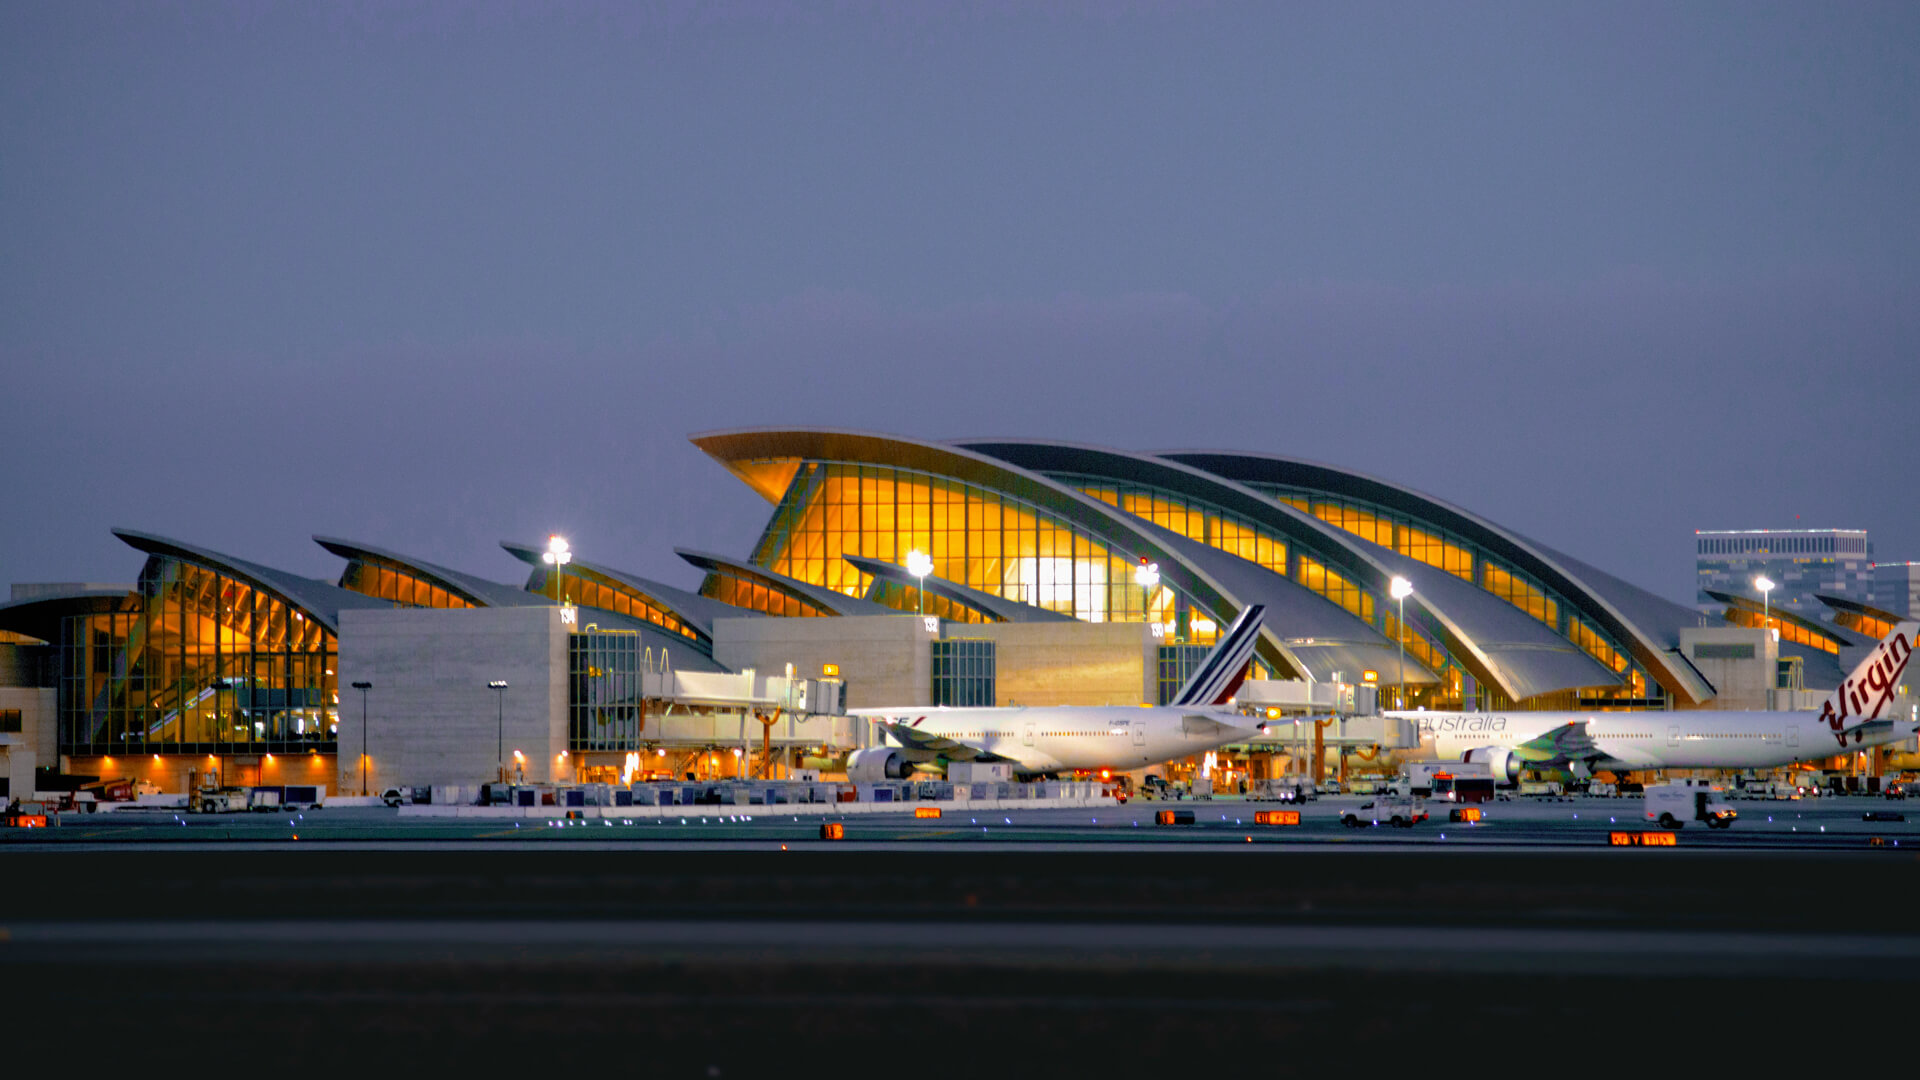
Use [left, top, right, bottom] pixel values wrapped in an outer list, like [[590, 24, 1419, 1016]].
[[2, 428, 1903, 798]]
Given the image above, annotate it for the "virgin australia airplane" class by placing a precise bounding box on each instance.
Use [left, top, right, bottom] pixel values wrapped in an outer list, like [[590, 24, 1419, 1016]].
[[846, 605, 1268, 781], [1386, 620, 1919, 783]]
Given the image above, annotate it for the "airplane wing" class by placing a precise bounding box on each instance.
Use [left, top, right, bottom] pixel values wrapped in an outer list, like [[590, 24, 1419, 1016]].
[[879, 721, 1019, 764], [1509, 721, 1600, 766], [1832, 718, 1901, 747]]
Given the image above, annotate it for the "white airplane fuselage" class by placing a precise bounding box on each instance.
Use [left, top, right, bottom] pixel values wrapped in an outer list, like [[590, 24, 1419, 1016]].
[[1394, 708, 1918, 772], [872, 705, 1255, 775]]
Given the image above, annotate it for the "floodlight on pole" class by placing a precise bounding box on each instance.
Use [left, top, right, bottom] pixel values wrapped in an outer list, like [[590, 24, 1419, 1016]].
[[1755, 576, 1776, 640], [350, 680, 372, 796], [542, 535, 572, 607], [1134, 559, 1160, 627], [906, 549, 934, 616], [488, 680, 509, 783], [1389, 576, 1414, 711]]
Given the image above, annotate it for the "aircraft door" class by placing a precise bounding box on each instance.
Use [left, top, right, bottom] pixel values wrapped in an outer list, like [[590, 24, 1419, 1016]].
[[1787, 724, 1798, 748], [1668, 725, 1680, 748], [1132, 720, 1146, 746], [1023, 720, 1035, 747]]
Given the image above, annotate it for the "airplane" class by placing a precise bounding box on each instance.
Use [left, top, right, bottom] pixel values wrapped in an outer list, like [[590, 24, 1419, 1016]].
[[846, 605, 1268, 782], [1386, 619, 1920, 783]]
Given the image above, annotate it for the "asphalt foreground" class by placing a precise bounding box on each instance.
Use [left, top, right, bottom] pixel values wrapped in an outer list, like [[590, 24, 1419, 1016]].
[[4, 844, 1917, 1074]]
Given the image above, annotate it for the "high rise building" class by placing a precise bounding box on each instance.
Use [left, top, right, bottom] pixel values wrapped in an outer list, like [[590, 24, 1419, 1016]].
[[1695, 528, 1873, 623], [1872, 562, 1920, 618]]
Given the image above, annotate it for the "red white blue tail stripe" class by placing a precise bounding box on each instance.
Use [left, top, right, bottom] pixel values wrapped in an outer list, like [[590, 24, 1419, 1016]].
[[1169, 605, 1266, 707]]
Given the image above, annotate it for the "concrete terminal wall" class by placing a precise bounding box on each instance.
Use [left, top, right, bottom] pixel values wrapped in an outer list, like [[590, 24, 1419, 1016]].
[[947, 622, 1154, 707], [337, 606, 567, 792], [714, 614, 935, 710], [0, 686, 54, 797], [713, 615, 1156, 711]]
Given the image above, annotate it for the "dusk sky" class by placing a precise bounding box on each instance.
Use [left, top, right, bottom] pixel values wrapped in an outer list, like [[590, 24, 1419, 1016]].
[[4, 1, 1916, 606]]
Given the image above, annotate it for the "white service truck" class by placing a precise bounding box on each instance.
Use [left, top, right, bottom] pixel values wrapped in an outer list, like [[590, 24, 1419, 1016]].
[[1644, 780, 1737, 830]]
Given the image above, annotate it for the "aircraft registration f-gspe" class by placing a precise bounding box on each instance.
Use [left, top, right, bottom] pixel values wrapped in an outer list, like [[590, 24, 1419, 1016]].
[[847, 605, 1268, 781]]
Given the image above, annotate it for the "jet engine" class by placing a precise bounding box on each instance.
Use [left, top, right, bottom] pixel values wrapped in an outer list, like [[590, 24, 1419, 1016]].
[[846, 747, 917, 783], [1460, 746, 1522, 785]]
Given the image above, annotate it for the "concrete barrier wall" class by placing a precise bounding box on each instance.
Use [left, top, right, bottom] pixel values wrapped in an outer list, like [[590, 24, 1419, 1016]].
[[399, 793, 1122, 820]]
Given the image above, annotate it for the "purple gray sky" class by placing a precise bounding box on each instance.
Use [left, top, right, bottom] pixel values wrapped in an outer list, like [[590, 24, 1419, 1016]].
[[3, 1, 1916, 605]]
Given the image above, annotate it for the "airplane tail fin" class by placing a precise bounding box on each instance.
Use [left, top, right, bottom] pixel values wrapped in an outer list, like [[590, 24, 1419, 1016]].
[[1815, 620, 1918, 733], [1170, 605, 1266, 707]]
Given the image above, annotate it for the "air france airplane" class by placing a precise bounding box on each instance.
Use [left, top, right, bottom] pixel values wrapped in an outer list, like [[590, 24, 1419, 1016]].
[[1387, 620, 1919, 782], [847, 605, 1267, 781]]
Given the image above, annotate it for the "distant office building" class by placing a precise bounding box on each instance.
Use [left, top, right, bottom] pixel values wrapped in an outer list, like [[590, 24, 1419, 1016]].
[[1873, 562, 1920, 618], [1695, 528, 1873, 624]]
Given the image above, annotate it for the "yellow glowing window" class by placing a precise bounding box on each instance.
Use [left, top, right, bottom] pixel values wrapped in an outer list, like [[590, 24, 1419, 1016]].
[[1481, 564, 1558, 627]]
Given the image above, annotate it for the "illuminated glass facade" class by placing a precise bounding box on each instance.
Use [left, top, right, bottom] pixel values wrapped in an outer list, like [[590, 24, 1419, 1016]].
[[569, 629, 644, 751], [1055, 474, 1450, 693], [60, 558, 338, 755], [341, 557, 475, 609], [1724, 606, 1841, 655], [869, 580, 993, 624], [1157, 643, 1210, 706], [1255, 483, 1643, 700], [931, 639, 995, 707], [701, 567, 834, 618], [536, 566, 702, 644], [747, 462, 1171, 625]]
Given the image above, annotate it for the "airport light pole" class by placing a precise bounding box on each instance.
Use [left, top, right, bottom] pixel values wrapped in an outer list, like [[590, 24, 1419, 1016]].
[[488, 680, 509, 783], [1134, 559, 1160, 628], [543, 535, 572, 607], [1755, 575, 1776, 637], [1390, 576, 1414, 710], [906, 549, 934, 616], [350, 681, 372, 795]]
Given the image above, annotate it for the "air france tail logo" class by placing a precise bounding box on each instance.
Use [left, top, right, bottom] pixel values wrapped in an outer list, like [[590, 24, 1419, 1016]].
[[1821, 631, 1912, 747]]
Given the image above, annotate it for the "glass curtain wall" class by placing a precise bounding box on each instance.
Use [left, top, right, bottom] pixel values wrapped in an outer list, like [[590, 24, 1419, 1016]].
[[1723, 607, 1841, 655], [702, 570, 835, 618], [60, 558, 338, 755], [569, 629, 643, 751], [340, 558, 475, 609], [747, 462, 1171, 625], [534, 566, 703, 644], [1256, 484, 1647, 703], [1061, 475, 1450, 691], [931, 639, 995, 706], [868, 580, 993, 624]]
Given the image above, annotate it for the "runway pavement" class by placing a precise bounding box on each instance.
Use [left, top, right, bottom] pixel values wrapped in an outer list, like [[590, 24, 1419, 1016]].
[[7, 791, 1914, 851], [5, 793, 1915, 1071]]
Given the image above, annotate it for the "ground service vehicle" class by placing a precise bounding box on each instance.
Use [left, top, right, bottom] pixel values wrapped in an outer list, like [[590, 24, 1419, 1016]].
[[1400, 762, 1495, 803], [1251, 777, 1315, 802], [192, 788, 249, 814], [1644, 780, 1737, 829], [1342, 796, 1428, 828]]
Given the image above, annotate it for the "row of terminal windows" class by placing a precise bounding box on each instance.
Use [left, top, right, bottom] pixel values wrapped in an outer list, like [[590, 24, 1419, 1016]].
[[703, 571, 833, 619], [341, 561, 475, 610], [931, 639, 994, 707], [753, 462, 1158, 624], [1698, 536, 1863, 556], [1723, 608, 1841, 654], [548, 568, 699, 642], [1261, 486, 1636, 680]]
